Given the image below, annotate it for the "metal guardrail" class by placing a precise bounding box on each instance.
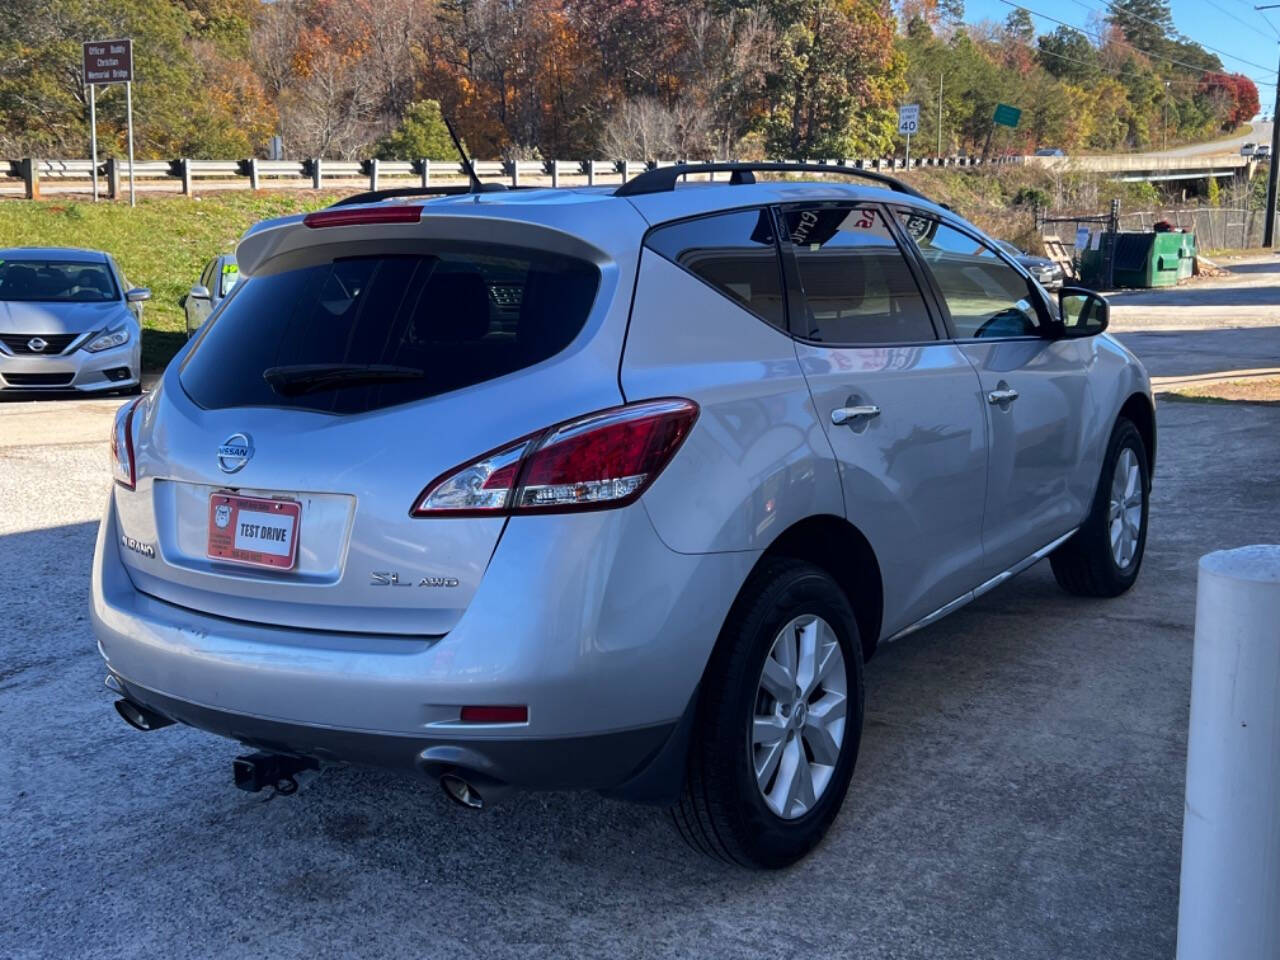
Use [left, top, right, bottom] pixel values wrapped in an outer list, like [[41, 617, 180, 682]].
[[2, 154, 1015, 199]]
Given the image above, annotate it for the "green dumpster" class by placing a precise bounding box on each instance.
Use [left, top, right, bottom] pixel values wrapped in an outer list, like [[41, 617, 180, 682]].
[[1076, 231, 1196, 289]]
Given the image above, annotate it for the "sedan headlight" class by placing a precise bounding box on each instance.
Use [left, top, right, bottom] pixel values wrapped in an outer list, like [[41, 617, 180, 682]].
[[85, 326, 130, 352]]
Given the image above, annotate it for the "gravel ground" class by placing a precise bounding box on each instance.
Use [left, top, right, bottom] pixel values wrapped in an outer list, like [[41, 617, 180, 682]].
[[3, 397, 1278, 959]]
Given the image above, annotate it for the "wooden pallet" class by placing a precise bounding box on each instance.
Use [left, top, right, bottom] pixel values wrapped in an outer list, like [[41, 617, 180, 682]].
[[1042, 234, 1076, 279]]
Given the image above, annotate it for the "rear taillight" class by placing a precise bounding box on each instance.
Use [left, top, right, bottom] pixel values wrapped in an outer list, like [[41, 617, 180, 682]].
[[110, 397, 143, 489], [412, 399, 698, 517]]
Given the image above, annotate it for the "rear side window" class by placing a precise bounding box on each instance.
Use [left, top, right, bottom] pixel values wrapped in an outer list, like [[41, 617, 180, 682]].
[[180, 247, 600, 414], [645, 209, 785, 330], [778, 205, 934, 344]]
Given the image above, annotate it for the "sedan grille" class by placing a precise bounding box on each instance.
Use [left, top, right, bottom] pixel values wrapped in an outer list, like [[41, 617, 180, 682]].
[[0, 333, 80, 355], [2, 372, 75, 386]]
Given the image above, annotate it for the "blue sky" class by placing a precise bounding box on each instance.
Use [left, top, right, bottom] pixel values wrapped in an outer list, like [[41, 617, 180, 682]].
[[960, 0, 1280, 113]]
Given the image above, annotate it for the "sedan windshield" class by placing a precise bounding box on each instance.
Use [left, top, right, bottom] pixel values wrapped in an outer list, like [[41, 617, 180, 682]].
[[0, 259, 118, 303]]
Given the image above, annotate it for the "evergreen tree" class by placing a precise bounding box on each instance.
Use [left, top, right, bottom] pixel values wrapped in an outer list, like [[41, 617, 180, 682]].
[[1106, 0, 1174, 56]]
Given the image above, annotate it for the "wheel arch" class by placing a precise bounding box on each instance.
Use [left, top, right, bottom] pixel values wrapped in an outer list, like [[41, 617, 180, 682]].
[[1119, 392, 1156, 480], [737, 515, 884, 664]]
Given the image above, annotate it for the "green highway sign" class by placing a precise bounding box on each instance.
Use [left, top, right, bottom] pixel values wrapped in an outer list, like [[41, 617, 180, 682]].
[[993, 103, 1022, 128]]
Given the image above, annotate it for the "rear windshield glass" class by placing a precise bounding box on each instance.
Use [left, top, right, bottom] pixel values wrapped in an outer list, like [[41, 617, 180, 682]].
[[180, 247, 600, 414], [0, 260, 118, 302]]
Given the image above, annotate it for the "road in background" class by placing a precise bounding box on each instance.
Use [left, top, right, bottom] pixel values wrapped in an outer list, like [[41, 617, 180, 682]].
[[1109, 255, 1280, 384], [1148, 121, 1272, 158]]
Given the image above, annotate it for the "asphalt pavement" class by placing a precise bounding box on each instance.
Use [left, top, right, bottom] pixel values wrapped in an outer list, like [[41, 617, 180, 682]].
[[1147, 121, 1272, 158], [3, 260, 1280, 959]]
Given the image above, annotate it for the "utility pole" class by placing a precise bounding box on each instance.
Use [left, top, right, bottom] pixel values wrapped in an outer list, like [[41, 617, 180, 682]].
[[1256, 14, 1280, 247], [938, 73, 944, 156], [1163, 81, 1170, 153]]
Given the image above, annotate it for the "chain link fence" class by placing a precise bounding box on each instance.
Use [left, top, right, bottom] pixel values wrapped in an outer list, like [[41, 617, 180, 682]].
[[1038, 205, 1276, 255]]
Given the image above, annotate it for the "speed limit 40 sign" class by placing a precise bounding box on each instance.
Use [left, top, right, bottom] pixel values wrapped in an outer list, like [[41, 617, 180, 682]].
[[898, 104, 920, 135]]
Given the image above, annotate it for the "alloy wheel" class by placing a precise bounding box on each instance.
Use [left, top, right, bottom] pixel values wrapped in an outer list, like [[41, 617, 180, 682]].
[[1109, 447, 1143, 569], [751, 615, 847, 820]]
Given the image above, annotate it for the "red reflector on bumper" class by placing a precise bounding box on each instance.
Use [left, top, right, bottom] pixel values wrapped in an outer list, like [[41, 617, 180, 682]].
[[459, 705, 528, 724]]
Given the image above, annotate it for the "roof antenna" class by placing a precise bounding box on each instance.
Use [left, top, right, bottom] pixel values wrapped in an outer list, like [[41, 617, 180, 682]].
[[443, 116, 486, 194]]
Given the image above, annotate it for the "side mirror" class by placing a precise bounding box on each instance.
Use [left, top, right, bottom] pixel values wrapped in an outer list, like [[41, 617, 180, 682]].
[[126, 287, 152, 303], [188, 285, 211, 301], [1058, 286, 1109, 337]]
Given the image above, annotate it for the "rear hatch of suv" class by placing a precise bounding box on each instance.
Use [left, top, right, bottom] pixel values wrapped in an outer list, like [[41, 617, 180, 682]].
[[113, 197, 641, 635]]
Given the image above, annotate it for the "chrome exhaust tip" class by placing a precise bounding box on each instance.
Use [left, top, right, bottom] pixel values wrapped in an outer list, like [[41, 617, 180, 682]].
[[113, 698, 175, 732], [440, 773, 486, 810]]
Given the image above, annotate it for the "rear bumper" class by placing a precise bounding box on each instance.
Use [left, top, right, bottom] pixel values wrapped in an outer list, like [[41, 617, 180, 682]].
[[0, 337, 140, 392], [111, 672, 679, 793], [91, 493, 756, 792]]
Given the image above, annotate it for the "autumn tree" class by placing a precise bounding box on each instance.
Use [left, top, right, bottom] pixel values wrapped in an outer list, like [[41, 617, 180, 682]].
[[761, 0, 905, 158]]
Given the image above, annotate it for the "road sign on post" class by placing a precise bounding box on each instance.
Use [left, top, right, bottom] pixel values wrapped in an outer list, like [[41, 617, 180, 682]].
[[983, 103, 1021, 161], [992, 103, 1021, 128], [83, 39, 135, 207], [898, 104, 920, 167]]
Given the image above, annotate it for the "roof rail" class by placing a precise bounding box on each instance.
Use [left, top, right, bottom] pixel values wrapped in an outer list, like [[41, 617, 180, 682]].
[[613, 162, 927, 200], [330, 182, 519, 208]]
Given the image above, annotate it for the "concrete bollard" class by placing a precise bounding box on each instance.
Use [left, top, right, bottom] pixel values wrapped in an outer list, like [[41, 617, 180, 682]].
[[1177, 545, 1280, 960]]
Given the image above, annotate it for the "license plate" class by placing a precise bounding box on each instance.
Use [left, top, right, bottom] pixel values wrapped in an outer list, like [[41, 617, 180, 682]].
[[207, 493, 301, 570]]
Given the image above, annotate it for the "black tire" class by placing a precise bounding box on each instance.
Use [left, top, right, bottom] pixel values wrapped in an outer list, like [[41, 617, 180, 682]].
[[672, 558, 865, 869], [1050, 417, 1150, 597]]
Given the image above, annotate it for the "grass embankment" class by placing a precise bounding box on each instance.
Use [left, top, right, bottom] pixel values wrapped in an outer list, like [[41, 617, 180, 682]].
[[0, 192, 346, 371], [1161, 377, 1280, 405]]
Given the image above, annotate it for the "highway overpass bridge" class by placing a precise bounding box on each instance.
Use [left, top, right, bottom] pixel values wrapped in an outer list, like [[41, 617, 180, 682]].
[[1021, 153, 1258, 184]]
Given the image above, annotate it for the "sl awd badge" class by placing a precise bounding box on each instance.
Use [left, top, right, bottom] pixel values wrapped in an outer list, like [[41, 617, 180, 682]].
[[370, 572, 460, 588]]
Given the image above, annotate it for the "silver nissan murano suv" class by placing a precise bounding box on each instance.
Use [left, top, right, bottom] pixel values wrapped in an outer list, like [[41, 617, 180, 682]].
[[92, 164, 1155, 868]]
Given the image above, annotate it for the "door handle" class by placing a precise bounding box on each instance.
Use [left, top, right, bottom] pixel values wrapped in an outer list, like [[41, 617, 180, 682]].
[[831, 404, 881, 426], [987, 388, 1019, 405]]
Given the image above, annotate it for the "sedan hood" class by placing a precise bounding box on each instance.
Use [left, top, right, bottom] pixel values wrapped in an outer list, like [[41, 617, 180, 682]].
[[1016, 255, 1056, 271], [0, 299, 127, 335]]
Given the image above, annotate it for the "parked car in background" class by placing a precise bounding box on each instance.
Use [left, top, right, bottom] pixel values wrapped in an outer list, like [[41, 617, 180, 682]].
[[1256, 144, 1272, 160], [184, 253, 239, 337], [1241, 142, 1257, 157], [0, 247, 147, 394], [94, 165, 1154, 869], [1034, 148, 1067, 157], [995, 239, 1065, 289]]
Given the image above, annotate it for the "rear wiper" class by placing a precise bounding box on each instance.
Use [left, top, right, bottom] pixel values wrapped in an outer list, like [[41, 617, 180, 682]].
[[263, 363, 424, 397]]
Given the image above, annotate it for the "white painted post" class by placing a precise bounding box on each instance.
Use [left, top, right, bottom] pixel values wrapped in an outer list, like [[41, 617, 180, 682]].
[[311, 158, 322, 190], [89, 84, 99, 202], [587, 160, 597, 186], [369, 157, 379, 192], [125, 80, 136, 207], [1177, 545, 1280, 960], [248, 157, 260, 190], [420, 158, 429, 188]]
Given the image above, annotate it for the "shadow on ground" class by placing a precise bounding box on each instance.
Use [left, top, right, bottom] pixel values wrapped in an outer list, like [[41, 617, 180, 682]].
[[1113, 325, 1280, 378]]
